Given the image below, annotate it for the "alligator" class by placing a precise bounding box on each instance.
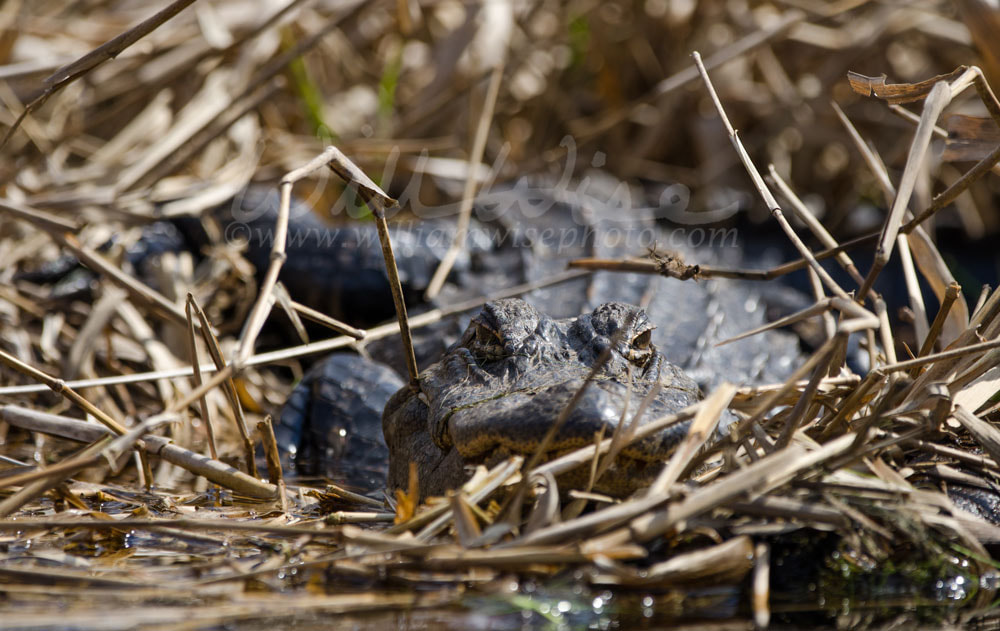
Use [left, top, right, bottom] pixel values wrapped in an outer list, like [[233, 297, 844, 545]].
[[266, 177, 806, 496]]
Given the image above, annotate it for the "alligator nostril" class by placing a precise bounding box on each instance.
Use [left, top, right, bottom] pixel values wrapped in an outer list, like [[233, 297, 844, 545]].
[[632, 329, 652, 350]]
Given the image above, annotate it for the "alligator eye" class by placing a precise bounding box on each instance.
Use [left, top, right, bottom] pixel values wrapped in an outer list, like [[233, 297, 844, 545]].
[[632, 329, 652, 350], [476, 323, 502, 347]]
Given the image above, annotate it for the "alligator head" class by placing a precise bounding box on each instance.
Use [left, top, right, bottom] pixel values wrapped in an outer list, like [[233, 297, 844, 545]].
[[382, 298, 703, 498]]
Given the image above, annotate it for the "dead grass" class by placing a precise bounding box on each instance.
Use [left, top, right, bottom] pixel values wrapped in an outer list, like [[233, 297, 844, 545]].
[[1, 1, 1000, 627]]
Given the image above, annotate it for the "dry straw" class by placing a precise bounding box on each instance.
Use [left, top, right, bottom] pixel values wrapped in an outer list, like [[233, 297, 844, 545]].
[[2, 1, 1000, 624]]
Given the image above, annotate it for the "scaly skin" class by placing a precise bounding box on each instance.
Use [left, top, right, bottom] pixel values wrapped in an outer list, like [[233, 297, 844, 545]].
[[273, 354, 403, 490]]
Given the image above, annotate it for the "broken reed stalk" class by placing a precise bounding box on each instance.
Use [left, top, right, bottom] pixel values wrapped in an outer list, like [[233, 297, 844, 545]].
[[235, 153, 324, 367], [855, 70, 981, 303], [834, 102, 933, 341], [645, 384, 736, 496], [834, 96, 970, 345], [185, 295, 219, 460], [323, 146, 420, 385], [287, 298, 366, 339], [150, 435, 278, 498], [879, 76, 1000, 226], [0, 406, 277, 499], [273, 284, 312, 343], [425, 63, 504, 300], [190, 296, 256, 477], [0, 347, 129, 437], [257, 416, 282, 485]]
